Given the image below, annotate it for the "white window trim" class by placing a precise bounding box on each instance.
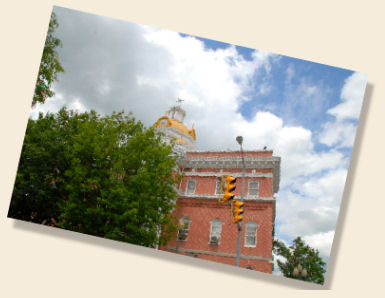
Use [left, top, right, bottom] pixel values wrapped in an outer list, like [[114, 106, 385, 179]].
[[186, 179, 196, 194], [215, 179, 224, 195], [244, 221, 258, 248], [248, 180, 259, 196], [209, 218, 222, 245]]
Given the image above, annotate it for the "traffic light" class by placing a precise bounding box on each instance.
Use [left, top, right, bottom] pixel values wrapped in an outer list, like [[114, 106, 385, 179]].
[[223, 175, 237, 202], [232, 200, 244, 223]]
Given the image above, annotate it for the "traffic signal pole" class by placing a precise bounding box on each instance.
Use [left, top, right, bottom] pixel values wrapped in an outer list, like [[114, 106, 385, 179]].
[[235, 137, 245, 267]]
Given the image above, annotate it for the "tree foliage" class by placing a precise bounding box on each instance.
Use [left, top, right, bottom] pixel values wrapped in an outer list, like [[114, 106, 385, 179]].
[[8, 108, 180, 247], [273, 237, 326, 284], [33, 12, 64, 106]]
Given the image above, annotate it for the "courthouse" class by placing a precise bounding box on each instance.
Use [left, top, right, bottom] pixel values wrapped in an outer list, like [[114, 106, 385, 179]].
[[156, 103, 280, 273]]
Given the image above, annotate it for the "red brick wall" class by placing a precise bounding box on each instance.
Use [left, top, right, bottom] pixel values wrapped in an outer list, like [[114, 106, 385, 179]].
[[180, 173, 273, 198], [160, 150, 276, 274], [162, 198, 274, 273]]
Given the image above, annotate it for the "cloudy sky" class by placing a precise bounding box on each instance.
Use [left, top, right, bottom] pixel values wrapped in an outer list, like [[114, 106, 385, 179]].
[[31, 6, 367, 271]]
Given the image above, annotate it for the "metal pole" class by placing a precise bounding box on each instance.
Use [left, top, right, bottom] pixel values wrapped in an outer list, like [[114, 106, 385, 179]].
[[236, 143, 245, 267]]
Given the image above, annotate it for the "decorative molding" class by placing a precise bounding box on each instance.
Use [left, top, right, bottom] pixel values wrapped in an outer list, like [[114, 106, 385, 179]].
[[179, 156, 280, 169], [157, 126, 196, 149], [183, 171, 273, 178], [179, 155, 280, 194], [179, 193, 275, 202]]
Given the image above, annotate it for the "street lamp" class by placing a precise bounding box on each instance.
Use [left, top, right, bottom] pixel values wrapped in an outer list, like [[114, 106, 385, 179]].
[[235, 136, 245, 267], [293, 259, 308, 281]]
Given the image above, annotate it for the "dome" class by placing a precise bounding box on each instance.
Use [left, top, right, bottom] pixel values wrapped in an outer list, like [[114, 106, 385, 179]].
[[155, 116, 196, 141], [155, 103, 197, 153]]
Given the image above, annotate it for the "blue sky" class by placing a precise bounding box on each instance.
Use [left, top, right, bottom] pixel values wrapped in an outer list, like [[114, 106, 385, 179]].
[[31, 6, 368, 272]]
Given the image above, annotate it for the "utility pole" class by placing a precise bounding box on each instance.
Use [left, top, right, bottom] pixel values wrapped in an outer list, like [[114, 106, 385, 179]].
[[235, 136, 245, 267]]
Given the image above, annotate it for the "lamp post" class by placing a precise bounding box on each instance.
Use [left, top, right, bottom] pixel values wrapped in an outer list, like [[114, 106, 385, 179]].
[[235, 136, 245, 267]]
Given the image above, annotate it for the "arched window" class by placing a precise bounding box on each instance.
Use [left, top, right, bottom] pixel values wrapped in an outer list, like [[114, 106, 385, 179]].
[[177, 216, 191, 241], [244, 221, 258, 247], [209, 219, 222, 245]]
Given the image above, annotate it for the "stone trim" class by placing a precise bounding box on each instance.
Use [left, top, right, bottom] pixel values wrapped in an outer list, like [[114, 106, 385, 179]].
[[179, 156, 280, 194], [179, 156, 280, 167], [179, 194, 275, 202], [182, 171, 273, 178], [186, 150, 273, 153], [163, 246, 273, 262]]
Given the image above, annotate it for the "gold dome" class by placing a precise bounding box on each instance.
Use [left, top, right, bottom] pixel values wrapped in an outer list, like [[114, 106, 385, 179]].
[[175, 137, 187, 144], [155, 116, 196, 141]]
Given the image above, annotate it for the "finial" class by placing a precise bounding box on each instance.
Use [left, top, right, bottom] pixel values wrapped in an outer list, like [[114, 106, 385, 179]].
[[177, 97, 185, 106]]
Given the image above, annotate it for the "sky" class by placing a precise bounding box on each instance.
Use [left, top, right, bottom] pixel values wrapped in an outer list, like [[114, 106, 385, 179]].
[[31, 6, 367, 273]]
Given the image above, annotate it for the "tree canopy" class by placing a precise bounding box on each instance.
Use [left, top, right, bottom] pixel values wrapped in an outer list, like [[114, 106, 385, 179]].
[[273, 237, 326, 284], [8, 108, 180, 247], [33, 12, 64, 106]]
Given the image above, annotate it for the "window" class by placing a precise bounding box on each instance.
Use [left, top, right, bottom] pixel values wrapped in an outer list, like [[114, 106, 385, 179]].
[[209, 219, 222, 244], [215, 177, 225, 195], [248, 181, 259, 196], [177, 216, 190, 241], [244, 221, 258, 247], [186, 180, 196, 194]]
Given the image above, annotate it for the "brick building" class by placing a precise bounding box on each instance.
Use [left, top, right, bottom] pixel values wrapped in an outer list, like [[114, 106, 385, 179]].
[[156, 103, 280, 273]]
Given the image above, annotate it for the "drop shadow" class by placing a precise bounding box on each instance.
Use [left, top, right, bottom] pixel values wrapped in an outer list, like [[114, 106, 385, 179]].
[[323, 82, 374, 289], [12, 218, 322, 290]]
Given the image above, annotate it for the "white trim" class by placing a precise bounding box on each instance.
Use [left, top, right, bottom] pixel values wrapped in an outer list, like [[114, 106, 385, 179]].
[[180, 193, 275, 201], [179, 155, 280, 193], [244, 221, 258, 248], [209, 218, 222, 245], [183, 171, 272, 178], [186, 179, 196, 194], [248, 180, 259, 196]]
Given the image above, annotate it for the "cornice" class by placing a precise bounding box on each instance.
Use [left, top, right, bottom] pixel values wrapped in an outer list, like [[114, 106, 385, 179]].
[[179, 155, 281, 193], [178, 193, 275, 202], [182, 171, 273, 178]]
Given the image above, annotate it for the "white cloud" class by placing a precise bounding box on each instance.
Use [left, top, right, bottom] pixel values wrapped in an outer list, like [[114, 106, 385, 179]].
[[303, 230, 334, 260], [328, 72, 367, 121], [319, 72, 366, 148], [319, 121, 357, 148]]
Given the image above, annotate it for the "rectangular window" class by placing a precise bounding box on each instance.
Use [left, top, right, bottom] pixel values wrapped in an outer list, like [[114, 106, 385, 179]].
[[215, 179, 222, 194], [186, 180, 196, 194], [209, 219, 222, 244], [245, 221, 258, 247], [248, 181, 259, 196]]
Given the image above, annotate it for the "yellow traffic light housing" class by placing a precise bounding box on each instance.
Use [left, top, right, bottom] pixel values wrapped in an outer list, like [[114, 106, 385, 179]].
[[218, 175, 237, 203], [223, 175, 237, 202], [232, 200, 244, 223]]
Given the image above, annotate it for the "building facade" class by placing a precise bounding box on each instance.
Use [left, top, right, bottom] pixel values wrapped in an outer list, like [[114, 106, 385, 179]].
[[156, 104, 280, 273]]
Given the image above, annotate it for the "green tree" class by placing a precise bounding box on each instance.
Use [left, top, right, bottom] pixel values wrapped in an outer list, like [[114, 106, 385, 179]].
[[33, 12, 64, 106], [8, 108, 179, 247], [273, 237, 326, 284]]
